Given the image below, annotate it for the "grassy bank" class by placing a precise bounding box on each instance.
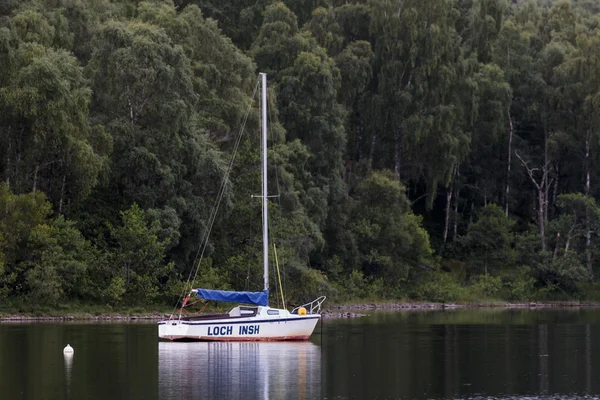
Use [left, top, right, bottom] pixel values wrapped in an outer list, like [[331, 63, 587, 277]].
[[0, 300, 178, 321]]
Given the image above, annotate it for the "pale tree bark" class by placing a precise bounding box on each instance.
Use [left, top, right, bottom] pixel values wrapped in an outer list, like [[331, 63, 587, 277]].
[[442, 166, 458, 245], [15, 146, 22, 192], [394, 126, 402, 181], [127, 83, 135, 125], [484, 253, 488, 276], [58, 174, 66, 216], [443, 189, 452, 245], [32, 164, 39, 192], [553, 233, 560, 261], [453, 185, 459, 241], [585, 133, 591, 196], [564, 223, 576, 255], [538, 190, 546, 250], [505, 113, 513, 216], [129, 99, 135, 125], [543, 128, 549, 226], [356, 118, 365, 162], [544, 185, 550, 226], [551, 165, 559, 220], [584, 131, 593, 278], [516, 150, 553, 252]]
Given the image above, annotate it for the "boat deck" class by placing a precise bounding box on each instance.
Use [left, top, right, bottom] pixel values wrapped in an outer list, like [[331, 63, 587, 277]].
[[180, 306, 259, 321], [181, 313, 238, 321]]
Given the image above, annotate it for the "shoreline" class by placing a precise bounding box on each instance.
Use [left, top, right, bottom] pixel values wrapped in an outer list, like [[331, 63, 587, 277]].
[[0, 314, 168, 322], [321, 301, 600, 318], [3, 301, 600, 321]]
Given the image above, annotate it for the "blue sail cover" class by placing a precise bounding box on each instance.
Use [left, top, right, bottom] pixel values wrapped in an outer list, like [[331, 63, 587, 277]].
[[195, 289, 269, 306]]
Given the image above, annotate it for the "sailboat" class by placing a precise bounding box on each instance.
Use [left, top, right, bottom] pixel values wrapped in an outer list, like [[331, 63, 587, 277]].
[[158, 73, 325, 341]]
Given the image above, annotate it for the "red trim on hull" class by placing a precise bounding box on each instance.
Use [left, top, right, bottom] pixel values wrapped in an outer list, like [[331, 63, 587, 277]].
[[162, 335, 310, 342]]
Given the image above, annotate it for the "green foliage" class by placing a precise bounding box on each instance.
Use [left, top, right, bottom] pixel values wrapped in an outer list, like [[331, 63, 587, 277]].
[[284, 264, 332, 305], [105, 203, 174, 303], [350, 171, 433, 287], [104, 276, 126, 306], [470, 274, 503, 298], [335, 40, 373, 107], [305, 7, 343, 54], [0, 185, 102, 305], [25, 225, 64, 307], [462, 204, 515, 274], [534, 251, 588, 295], [0, 38, 105, 209], [503, 267, 537, 301], [4, 0, 600, 310], [251, 2, 306, 77], [24, 217, 97, 302], [412, 269, 465, 303], [193, 258, 232, 291], [0, 185, 52, 296], [334, 269, 386, 301]]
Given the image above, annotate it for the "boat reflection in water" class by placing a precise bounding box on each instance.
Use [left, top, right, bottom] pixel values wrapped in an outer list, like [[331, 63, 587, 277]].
[[158, 341, 321, 400]]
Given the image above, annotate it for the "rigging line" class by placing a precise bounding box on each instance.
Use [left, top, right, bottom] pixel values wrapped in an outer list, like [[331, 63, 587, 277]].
[[267, 92, 287, 303], [267, 87, 282, 205], [266, 93, 277, 307], [273, 242, 285, 309], [266, 95, 279, 307], [270, 254, 278, 308], [189, 78, 260, 287], [172, 78, 260, 317]]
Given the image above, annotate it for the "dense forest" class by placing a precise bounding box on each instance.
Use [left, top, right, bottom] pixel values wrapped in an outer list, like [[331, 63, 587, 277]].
[[1, 0, 600, 311]]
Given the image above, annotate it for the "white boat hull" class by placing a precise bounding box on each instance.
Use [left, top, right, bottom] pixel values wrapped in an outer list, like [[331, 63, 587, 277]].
[[158, 307, 320, 341]]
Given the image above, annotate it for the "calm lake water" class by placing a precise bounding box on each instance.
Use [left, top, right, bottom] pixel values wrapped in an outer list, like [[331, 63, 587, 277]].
[[1, 309, 600, 399]]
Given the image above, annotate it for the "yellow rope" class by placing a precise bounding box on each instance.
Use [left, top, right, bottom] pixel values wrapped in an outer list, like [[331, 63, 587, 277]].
[[273, 243, 285, 310]]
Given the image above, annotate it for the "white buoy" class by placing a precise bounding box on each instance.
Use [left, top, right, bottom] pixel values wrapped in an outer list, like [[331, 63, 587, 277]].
[[63, 344, 74, 354]]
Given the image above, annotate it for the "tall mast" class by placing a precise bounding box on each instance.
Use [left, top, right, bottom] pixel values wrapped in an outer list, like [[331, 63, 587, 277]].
[[261, 73, 269, 293]]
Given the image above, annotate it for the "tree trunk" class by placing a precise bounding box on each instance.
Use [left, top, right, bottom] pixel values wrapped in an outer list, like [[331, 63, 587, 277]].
[[394, 126, 402, 181], [551, 164, 558, 220], [356, 117, 365, 162], [586, 132, 591, 196], [505, 113, 513, 216], [515, 149, 552, 253], [538, 190, 546, 251], [127, 83, 135, 125], [484, 252, 488, 275], [585, 132, 593, 278], [544, 185, 550, 228], [564, 224, 575, 255], [32, 164, 39, 192], [15, 150, 21, 192], [369, 132, 378, 169], [453, 186, 459, 241], [543, 127, 549, 226], [443, 189, 452, 244], [58, 174, 66, 216]]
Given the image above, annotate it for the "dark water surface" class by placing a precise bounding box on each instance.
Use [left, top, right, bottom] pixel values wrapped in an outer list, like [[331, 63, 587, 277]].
[[2, 309, 600, 399]]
